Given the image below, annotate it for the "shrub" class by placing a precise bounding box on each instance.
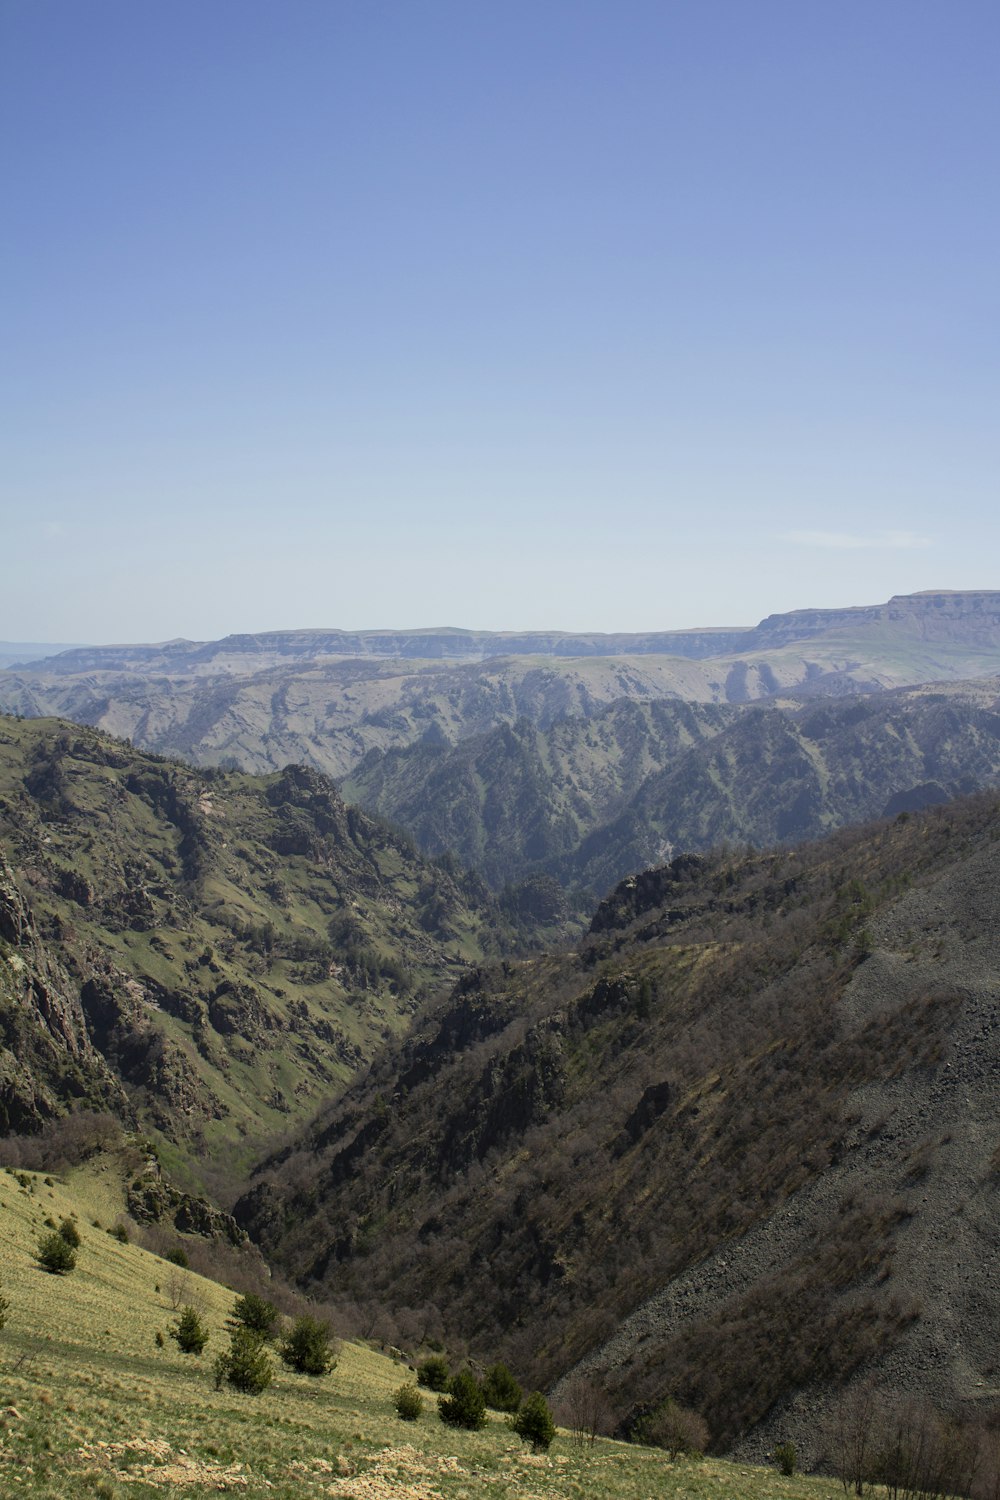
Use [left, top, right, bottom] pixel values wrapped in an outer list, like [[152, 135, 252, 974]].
[[280, 1315, 336, 1376], [438, 1370, 486, 1430], [394, 1384, 423, 1421], [228, 1292, 279, 1341], [166, 1247, 189, 1267], [58, 1216, 81, 1248], [213, 1327, 273, 1394], [513, 1390, 556, 1452], [417, 1354, 450, 1391], [645, 1398, 710, 1458], [775, 1440, 798, 1476], [483, 1361, 522, 1412], [0, 1280, 9, 1329], [171, 1306, 209, 1355], [37, 1230, 76, 1274], [108, 1223, 130, 1244]]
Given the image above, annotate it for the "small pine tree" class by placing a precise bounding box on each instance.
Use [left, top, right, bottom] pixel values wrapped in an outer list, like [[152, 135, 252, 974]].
[[394, 1384, 423, 1421], [213, 1327, 273, 1394], [228, 1292, 279, 1341], [58, 1216, 81, 1248], [483, 1361, 522, 1413], [171, 1306, 209, 1355], [37, 1230, 77, 1274], [279, 1315, 336, 1376], [513, 1391, 556, 1452], [438, 1370, 486, 1430], [416, 1354, 450, 1391], [774, 1441, 797, 1476]]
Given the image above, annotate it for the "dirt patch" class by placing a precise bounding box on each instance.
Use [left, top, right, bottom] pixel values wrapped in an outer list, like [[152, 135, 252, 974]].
[[73, 1438, 250, 1488]]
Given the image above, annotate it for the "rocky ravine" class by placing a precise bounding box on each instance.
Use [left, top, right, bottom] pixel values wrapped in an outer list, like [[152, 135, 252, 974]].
[[557, 837, 1000, 1462]]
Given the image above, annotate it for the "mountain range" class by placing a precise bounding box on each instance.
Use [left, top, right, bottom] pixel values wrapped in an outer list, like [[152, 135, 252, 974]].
[[2, 586, 1000, 1461], [3, 591, 999, 782]]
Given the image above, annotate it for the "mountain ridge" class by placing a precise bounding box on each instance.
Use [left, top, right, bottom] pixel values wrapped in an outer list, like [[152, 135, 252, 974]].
[[3, 591, 1000, 783]]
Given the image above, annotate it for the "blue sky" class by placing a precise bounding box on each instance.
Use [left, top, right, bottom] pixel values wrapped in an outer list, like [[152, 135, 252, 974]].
[[3, 0, 998, 642]]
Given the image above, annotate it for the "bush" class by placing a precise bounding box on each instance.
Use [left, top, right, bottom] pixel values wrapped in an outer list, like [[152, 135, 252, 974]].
[[513, 1391, 556, 1452], [166, 1247, 188, 1267], [171, 1306, 209, 1355], [394, 1384, 423, 1421], [0, 1280, 9, 1329], [644, 1398, 710, 1458], [213, 1327, 273, 1395], [438, 1370, 486, 1430], [58, 1216, 81, 1248], [37, 1230, 76, 1274], [774, 1440, 797, 1476], [280, 1315, 336, 1376], [108, 1223, 130, 1244], [228, 1292, 279, 1341], [483, 1361, 522, 1412], [417, 1354, 450, 1391]]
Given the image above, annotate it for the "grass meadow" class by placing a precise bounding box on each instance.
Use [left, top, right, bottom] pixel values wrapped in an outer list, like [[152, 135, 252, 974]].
[[0, 1164, 843, 1500]]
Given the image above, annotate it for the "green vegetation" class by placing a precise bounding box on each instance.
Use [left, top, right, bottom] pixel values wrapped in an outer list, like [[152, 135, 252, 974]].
[[228, 1292, 279, 1340], [513, 1391, 556, 1451], [394, 1383, 423, 1420], [0, 1161, 862, 1500], [417, 1353, 450, 1390], [482, 1360, 522, 1412], [171, 1305, 209, 1355], [774, 1441, 797, 1476], [0, 716, 505, 1180], [438, 1369, 487, 1430], [213, 1326, 274, 1394], [58, 1216, 81, 1248], [279, 1314, 336, 1376], [36, 1228, 77, 1274]]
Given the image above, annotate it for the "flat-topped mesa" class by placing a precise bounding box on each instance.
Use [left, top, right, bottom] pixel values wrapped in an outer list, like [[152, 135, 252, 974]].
[[13, 591, 1000, 675]]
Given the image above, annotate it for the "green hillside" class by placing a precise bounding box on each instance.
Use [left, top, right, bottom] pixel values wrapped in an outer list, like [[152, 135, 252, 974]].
[[0, 1156, 846, 1500], [0, 716, 508, 1180]]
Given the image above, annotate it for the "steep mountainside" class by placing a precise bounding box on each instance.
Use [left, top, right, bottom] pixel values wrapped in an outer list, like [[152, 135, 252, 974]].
[[236, 794, 1000, 1456], [0, 715, 506, 1172], [343, 680, 1000, 897], [2, 592, 999, 780]]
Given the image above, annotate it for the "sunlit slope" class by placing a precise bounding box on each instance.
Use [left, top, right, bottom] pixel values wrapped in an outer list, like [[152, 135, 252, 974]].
[[0, 1163, 844, 1500], [0, 715, 500, 1171]]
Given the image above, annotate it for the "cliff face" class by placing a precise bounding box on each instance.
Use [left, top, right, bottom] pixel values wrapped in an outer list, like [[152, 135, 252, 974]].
[[14, 591, 1000, 672], [0, 848, 130, 1132]]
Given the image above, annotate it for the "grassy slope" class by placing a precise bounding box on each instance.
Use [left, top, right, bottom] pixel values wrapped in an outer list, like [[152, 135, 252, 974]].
[[0, 716, 500, 1175], [0, 1163, 839, 1500]]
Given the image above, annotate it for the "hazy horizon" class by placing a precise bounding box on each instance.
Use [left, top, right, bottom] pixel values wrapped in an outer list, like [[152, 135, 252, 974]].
[[5, 2, 998, 642]]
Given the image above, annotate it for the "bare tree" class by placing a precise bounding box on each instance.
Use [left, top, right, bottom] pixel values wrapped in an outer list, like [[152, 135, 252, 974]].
[[555, 1376, 614, 1448], [829, 1378, 880, 1495]]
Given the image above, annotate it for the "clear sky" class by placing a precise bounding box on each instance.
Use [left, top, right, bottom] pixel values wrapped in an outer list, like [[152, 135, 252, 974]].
[[3, 0, 998, 643]]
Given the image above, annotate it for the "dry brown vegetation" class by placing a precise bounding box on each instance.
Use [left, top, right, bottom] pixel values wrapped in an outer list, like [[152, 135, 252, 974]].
[[237, 794, 1000, 1448]]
